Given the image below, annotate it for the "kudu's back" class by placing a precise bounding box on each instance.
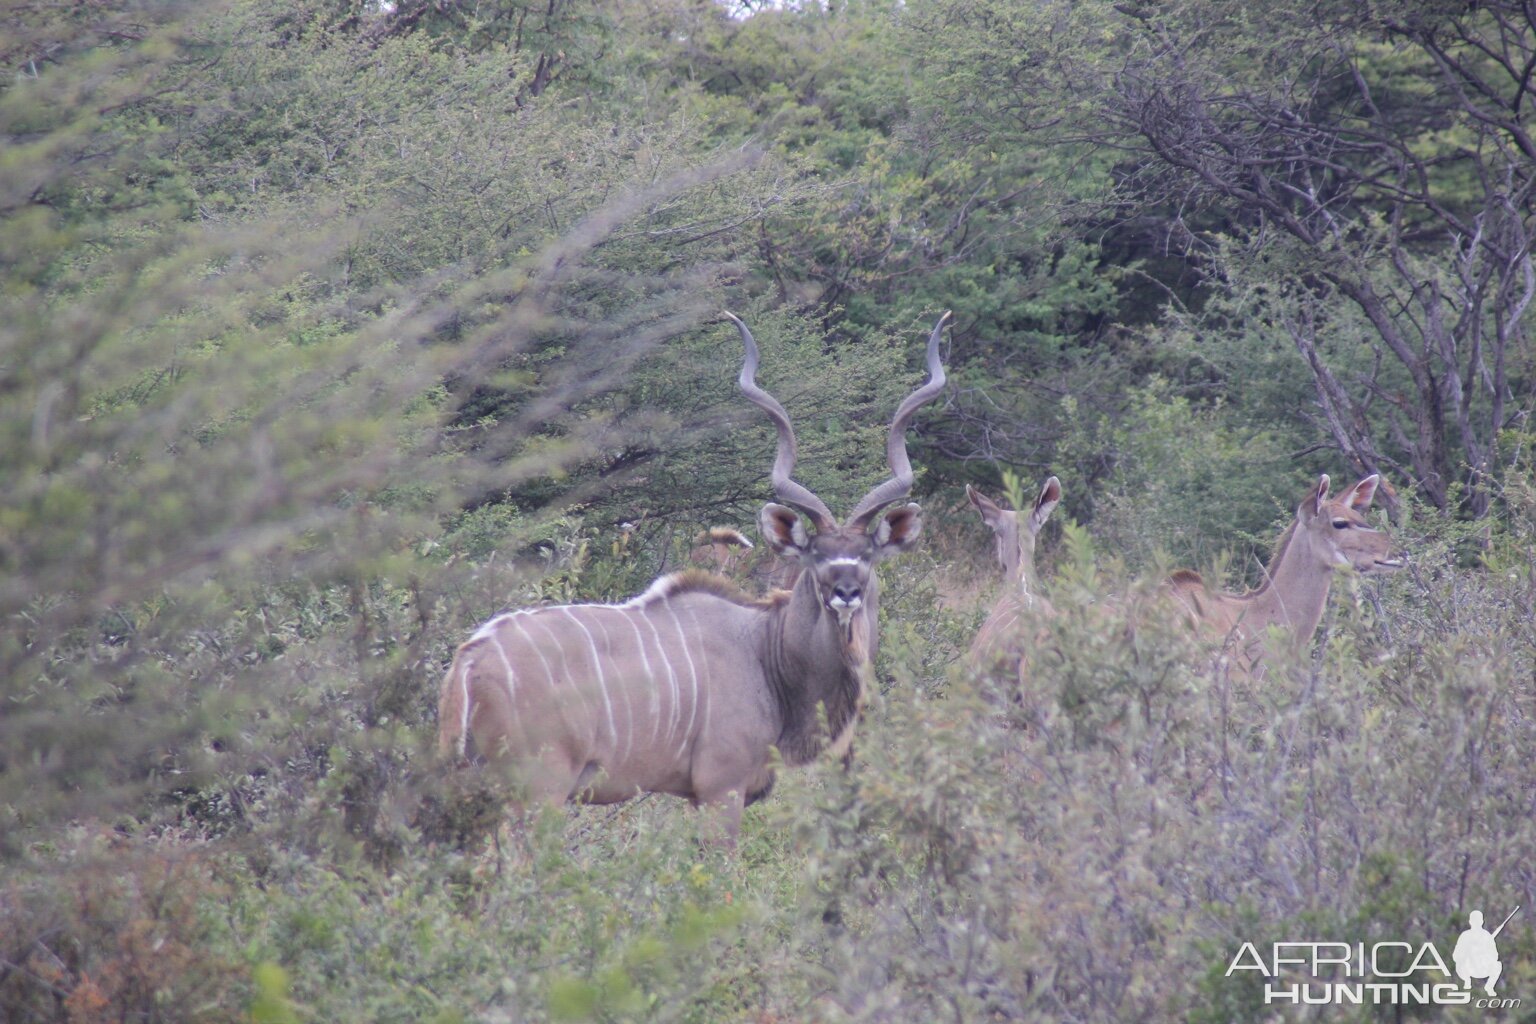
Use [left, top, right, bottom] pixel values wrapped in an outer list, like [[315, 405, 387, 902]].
[[439, 574, 779, 806]]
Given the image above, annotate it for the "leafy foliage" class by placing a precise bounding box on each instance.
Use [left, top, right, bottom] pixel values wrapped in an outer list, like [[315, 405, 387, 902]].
[[2, 2, 1533, 1023]]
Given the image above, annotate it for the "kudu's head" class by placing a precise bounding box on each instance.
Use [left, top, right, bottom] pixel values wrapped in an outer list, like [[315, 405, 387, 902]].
[[689, 527, 754, 575], [725, 311, 948, 627], [966, 476, 1061, 585], [1290, 474, 1404, 575]]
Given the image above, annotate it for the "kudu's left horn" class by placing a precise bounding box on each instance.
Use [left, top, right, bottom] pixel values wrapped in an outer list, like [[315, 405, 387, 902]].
[[846, 311, 950, 529], [726, 311, 838, 532]]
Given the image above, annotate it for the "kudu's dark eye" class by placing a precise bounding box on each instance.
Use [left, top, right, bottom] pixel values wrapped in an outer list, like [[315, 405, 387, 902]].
[[1332, 519, 1350, 530]]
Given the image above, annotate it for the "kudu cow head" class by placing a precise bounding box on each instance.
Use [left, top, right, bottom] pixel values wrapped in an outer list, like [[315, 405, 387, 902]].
[[1166, 472, 1404, 675], [964, 475, 1062, 673], [1288, 474, 1404, 577], [966, 476, 1061, 590], [689, 527, 755, 576]]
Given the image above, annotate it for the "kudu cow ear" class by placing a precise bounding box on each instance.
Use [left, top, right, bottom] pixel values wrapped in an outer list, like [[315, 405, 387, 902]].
[[1342, 474, 1381, 513], [1030, 476, 1062, 535], [966, 484, 1006, 531], [1304, 474, 1332, 518], [873, 502, 923, 558], [758, 503, 811, 556]]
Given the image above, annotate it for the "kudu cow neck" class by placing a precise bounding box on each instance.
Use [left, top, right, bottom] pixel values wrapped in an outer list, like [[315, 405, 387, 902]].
[[438, 312, 950, 843], [965, 477, 1061, 670], [1167, 473, 1403, 674]]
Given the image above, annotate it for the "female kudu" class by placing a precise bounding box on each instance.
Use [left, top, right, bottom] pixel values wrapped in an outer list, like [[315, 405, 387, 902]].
[[1167, 473, 1403, 674], [965, 476, 1061, 671]]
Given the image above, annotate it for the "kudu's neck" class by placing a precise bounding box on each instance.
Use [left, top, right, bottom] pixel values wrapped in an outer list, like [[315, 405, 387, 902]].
[[1010, 540, 1039, 603], [1242, 521, 1334, 652], [764, 567, 869, 764]]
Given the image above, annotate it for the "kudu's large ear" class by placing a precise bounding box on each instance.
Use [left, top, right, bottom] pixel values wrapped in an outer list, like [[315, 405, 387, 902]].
[[1303, 474, 1332, 518], [1342, 474, 1381, 513], [1030, 476, 1062, 536], [873, 502, 923, 558], [759, 503, 811, 557], [966, 484, 1007, 532]]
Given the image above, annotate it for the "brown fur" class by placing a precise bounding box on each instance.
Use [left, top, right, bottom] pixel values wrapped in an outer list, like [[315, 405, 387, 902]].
[[1166, 474, 1403, 675], [965, 477, 1062, 673]]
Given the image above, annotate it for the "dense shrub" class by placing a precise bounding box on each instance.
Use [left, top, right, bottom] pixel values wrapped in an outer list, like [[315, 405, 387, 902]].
[[0, 846, 247, 1024], [7, 505, 1532, 1022]]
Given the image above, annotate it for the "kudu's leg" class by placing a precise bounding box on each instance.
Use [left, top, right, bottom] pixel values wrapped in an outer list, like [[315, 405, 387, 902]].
[[482, 746, 582, 866], [691, 789, 746, 849], [690, 741, 767, 849]]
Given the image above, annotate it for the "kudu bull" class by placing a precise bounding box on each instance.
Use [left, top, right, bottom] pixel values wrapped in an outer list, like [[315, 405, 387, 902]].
[[438, 312, 950, 842], [965, 476, 1061, 670], [1167, 473, 1403, 674]]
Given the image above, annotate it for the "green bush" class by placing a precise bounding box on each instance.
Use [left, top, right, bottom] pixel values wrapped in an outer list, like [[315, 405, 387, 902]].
[[5, 4, 1534, 1023]]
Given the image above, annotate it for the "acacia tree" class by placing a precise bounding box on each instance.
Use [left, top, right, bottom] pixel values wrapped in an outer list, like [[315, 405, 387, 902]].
[[1110, 1, 1534, 515]]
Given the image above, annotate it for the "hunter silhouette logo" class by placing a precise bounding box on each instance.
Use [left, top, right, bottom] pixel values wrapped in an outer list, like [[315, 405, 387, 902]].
[[1455, 907, 1519, 997], [1226, 905, 1522, 1008]]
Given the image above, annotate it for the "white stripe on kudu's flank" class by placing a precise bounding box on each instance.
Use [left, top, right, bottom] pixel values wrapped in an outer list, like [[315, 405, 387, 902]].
[[589, 612, 631, 765], [564, 608, 618, 755], [685, 605, 711, 741], [489, 636, 516, 702], [664, 602, 700, 758], [688, 607, 709, 752], [522, 614, 593, 742], [512, 617, 556, 695], [457, 656, 475, 758], [641, 610, 682, 748], [621, 610, 662, 745]]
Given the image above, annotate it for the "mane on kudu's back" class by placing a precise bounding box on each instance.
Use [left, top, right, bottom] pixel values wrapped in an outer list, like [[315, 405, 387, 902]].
[[437, 310, 951, 844], [625, 568, 789, 612]]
